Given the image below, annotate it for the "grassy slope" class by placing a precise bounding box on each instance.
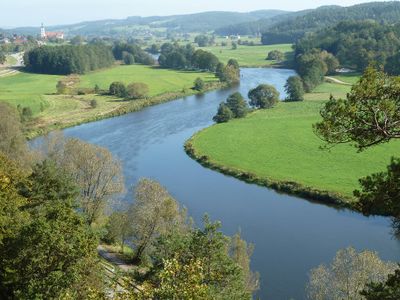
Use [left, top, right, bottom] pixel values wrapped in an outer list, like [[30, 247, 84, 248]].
[[0, 65, 218, 136], [202, 44, 293, 67], [189, 79, 400, 201]]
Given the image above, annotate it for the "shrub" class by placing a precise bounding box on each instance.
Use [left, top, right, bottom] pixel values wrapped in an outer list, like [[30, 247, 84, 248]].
[[193, 78, 205, 91], [90, 99, 97, 108], [126, 82, 149, 99], [109, 82, 127, 98]]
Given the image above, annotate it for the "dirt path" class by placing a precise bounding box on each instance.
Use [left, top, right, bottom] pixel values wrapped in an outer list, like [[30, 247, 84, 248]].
[[325, 76, 352, 86], [97, 245, 134, 272]]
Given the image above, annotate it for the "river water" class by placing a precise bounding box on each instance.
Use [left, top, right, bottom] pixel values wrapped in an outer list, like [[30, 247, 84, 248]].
[[61, 68, 400, 299]]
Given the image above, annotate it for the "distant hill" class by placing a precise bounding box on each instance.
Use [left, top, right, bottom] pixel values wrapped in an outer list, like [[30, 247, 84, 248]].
[[261, 2, 400, 44], [3, 10, 290, 37]]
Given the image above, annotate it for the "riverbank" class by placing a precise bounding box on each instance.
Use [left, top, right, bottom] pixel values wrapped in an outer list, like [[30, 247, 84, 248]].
[[25, 80, 224, 138], [185, 78, 399, 209]]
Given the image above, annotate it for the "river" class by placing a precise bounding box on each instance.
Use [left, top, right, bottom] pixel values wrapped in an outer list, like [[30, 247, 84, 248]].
[[60, 68, 400, 299]]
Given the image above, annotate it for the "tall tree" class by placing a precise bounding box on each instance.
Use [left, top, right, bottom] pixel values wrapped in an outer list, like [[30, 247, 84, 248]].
[[285, 76, 305, 102], [248, 84, 280, 109], [226, 92, 248, 118]]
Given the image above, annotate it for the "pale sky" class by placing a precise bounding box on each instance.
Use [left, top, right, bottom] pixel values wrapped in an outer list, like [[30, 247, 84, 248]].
[[0, 0, 393, 28]]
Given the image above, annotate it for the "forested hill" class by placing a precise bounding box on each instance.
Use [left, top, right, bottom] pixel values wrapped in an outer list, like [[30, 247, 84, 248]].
[[261, 2, 400, 44], [4, 10, 289, 36]]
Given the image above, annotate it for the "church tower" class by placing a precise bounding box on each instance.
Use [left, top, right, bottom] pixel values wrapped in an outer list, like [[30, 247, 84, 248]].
[[40, 23, 46, 39]]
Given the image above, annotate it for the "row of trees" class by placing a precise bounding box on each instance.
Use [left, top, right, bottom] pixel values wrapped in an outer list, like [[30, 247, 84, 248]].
[[158, 42, 220, 71], [24, 44, 115, 75]]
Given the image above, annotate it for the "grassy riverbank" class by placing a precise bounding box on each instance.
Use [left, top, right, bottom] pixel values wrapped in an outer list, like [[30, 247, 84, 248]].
[[186, 78, 399, 205], [202, 44, 294, 67], [0, 65, 219, 138]]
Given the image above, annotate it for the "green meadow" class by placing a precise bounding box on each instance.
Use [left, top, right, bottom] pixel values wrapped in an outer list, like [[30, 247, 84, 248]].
[[202, 44, 293, 67], [189, 79, 400, 201], [0, 65, 218, 135]]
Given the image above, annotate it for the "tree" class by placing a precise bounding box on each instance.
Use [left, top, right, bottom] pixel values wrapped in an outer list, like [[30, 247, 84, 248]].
[[226, 92, 248, 118], [307, 247, 396, 300], [21, 107, 33, 121], [314, 67, 400, 150], [232, 42, 238, 50], [0, 52, 6, 64], [129, 178, 186, 264], [0, 156, 103, 299], [123, 51, 135, 65], [194, 35, 210, 47], [0, 103, 30, 168], [193, 77, 205, 91], [213, 102, 234, 123], [104, 211, 132, 253], [126, 82, 149, 99], [109, 81, 127, 98], [56, 80, 68, 94], [44, 134, 124, 226], [267, 50, 284, 61], [248, 84, 280, 109], [361, 267, 400, 300], [94, 84, 101, 94], [285, 76, 305, 101], [230, 231, 260, 294], [70, 35, 84, 45]]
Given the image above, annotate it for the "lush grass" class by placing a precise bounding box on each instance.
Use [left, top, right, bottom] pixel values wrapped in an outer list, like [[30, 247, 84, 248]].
[[189, 79, 400, 201], [0, 65, 218, 136], [331, 73, 361, 85], [202, 44, 293, 67], [79, 65, 217, 96]]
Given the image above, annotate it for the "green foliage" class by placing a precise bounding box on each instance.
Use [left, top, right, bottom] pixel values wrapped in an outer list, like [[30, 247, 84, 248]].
[[216, 59, 240, 85], [90, 99, 98, 108], [261, 2, 400, 45], [226, 92, 248, 118], [195, 34, 211, 47], [361, 267, 400, 300], [25, 44, 115, 75], [267, 50, 284, 61], [70, 35, 84, 45], [248, 84, 280, 109], [126, 82, 149, 99], [354, 157, 400, 218], [109, 81, 127, 98], [21, 106, 33, 121], [213, 102, 233, 123], [0, 157, 103, 299], [0, 52, 5, 64], [314, 67, 400, 150], [104, 211, 132, 252], [285, 76, 304, 101], [112, 42, 154, 65], [295, 20, 399, 72], [193, 77, 205, 91], [0, 103, 30, 167], [232, 42, 238, 50], [123, 52, 135, 65]]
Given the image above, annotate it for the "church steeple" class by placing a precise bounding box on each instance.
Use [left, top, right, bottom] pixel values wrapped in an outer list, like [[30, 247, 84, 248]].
[[40, 23, 46, 39]]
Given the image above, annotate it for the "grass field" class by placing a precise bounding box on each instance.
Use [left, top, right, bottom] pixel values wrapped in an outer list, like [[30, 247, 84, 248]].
[[79, 65, 216, 96], [202, 44, 293, 67], [0, 65, 218, 136], [188, 79, 400, 201]]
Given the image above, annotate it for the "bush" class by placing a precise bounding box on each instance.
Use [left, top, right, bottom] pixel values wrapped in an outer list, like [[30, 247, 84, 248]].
[[248, 84, 280, 109], [56, 81, 68, 94], [285, 76, 305, 101], [123, 52, 135, 65], [193, 78, 205, 91], [267, 50, 284, 61], [213, 103, 233, 123], [126, 82, 149, 99], [21, 107, 33, 121], [109, 81, 127, 98], [90, 99, 98, 108]]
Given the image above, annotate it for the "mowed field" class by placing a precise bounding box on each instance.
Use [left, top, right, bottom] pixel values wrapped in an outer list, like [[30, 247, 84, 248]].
[[0, 65, 217, 136], [189, 78, 399, 200], [79, 65, 216, 96], [202, 44, 293, 67]]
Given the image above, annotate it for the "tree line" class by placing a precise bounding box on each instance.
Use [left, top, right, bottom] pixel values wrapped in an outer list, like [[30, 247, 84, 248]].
[[112, 42, 155, 65], [24, 44, 115, 75]]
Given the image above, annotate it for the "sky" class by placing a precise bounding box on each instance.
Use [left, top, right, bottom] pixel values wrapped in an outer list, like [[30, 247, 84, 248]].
[[0, 0, 392, 28]]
